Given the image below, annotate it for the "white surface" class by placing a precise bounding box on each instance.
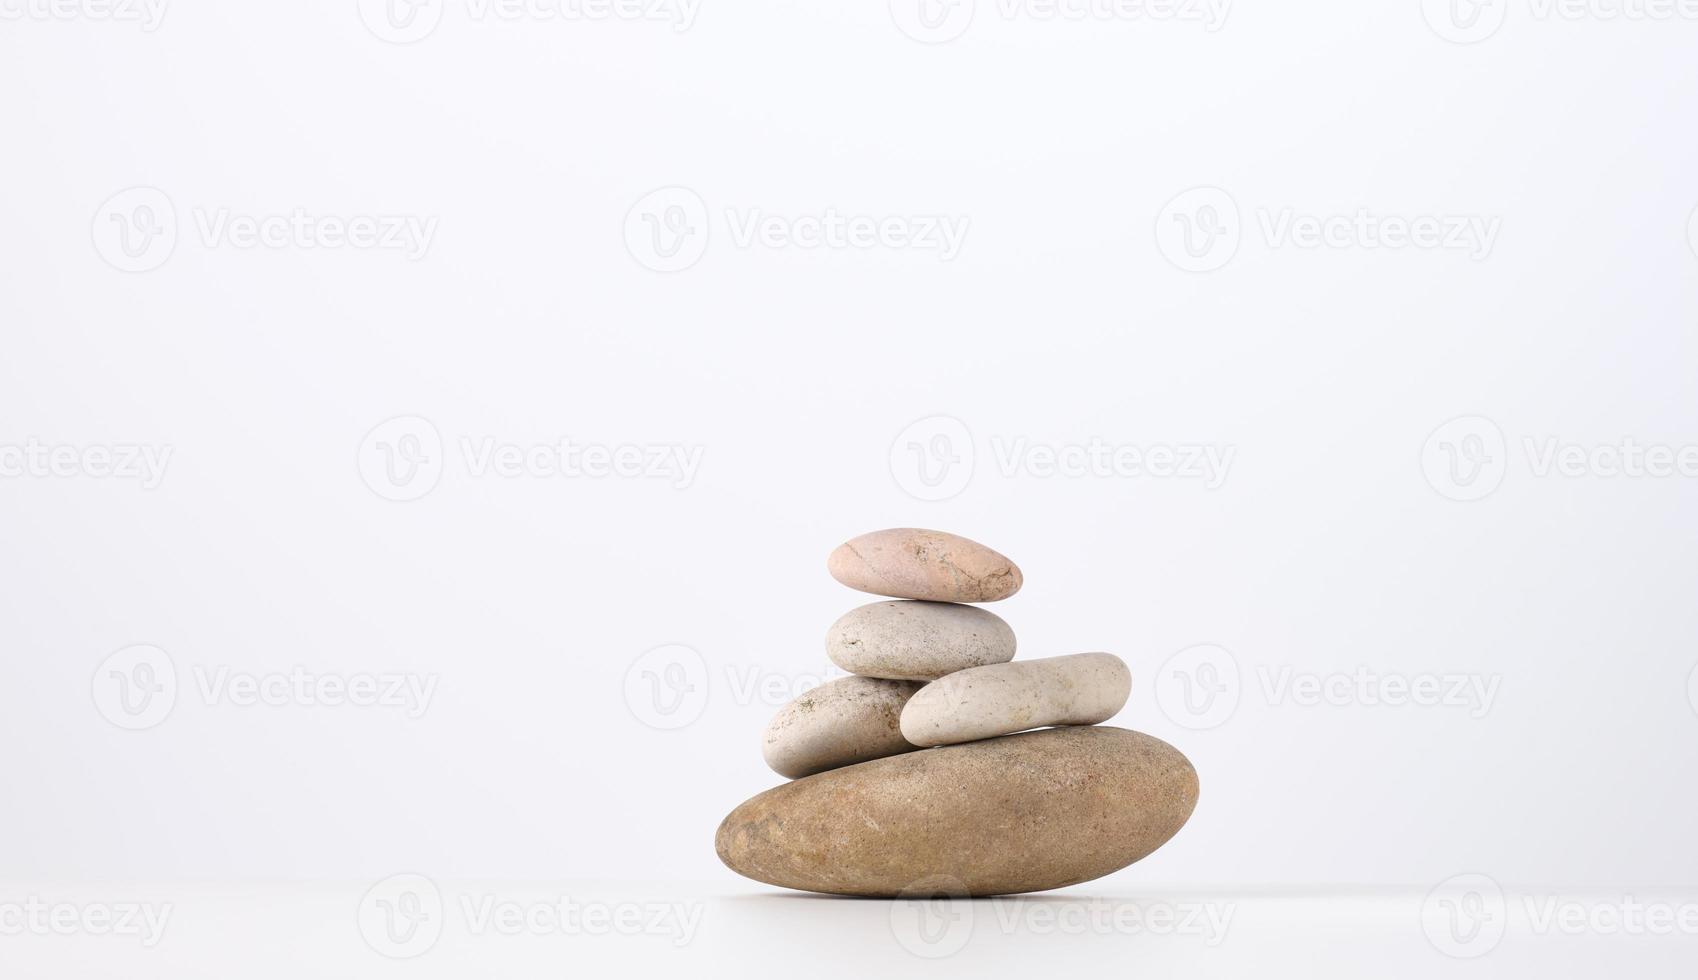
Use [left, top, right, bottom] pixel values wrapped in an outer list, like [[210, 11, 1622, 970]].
[[3, 2, 1698, 974], [5, 881, 1698, 978]]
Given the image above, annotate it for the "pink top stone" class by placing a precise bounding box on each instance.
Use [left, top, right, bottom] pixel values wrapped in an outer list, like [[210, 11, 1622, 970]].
[[826, 528, 1023, 603]]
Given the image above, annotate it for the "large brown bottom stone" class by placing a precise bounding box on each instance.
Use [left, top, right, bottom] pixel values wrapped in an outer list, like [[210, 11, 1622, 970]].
[[715, 726, 1198, 897]]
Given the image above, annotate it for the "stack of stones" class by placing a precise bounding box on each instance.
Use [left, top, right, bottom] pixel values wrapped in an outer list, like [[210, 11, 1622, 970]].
[[715, 528, 1200, 898]]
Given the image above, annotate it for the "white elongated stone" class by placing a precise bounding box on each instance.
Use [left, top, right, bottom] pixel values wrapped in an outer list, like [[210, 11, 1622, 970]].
[[900, 652, 1130, 747], [826, 600, 1016, 681], [762, 675, 924, 779]]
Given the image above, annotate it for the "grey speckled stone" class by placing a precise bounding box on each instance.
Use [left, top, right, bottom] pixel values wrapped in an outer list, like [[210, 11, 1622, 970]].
[[716, 726, 1198, 897], [826, 600, 1016, 681], [761, 675, 924, 779], [826, 528, 1022, 603], [900, 652, 1131, 747]]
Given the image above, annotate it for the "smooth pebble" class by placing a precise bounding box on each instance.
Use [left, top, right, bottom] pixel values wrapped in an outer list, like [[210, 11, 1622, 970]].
[[826, 600, 1016, 681], [899, 652, 1130, 747], [761, 675, 924, 779], [827, 528, 1022, 603], [717, 726, 1198, 897]]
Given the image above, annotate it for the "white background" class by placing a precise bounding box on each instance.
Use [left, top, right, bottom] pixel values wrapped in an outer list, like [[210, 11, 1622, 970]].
[[3, 0, 1697, 975]]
